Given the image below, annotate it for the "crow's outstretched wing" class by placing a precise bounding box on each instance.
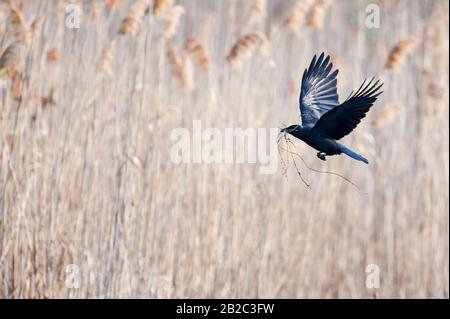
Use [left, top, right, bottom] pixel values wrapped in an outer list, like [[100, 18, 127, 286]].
[[299, 52, 339, 128], [313, 78, 383, 140]]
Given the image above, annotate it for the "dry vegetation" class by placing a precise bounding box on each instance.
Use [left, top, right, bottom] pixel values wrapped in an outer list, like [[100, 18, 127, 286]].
[[0, 0, 448, 298]]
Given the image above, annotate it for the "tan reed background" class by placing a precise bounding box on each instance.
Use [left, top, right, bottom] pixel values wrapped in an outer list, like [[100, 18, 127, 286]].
[[0, 0, 448, 298]]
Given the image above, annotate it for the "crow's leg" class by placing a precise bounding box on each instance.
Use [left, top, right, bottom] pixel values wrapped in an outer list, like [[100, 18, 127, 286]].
[[317, 152, 327, 161]]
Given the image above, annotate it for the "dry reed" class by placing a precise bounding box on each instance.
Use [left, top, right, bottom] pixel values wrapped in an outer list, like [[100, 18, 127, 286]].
[[372, 103, 402, 128], [46, 48, 59, 63], [284, 0, 312, 33], [29, 15, 44, 36], [163, 5, 185, 39], [118, 0, 148, 36], [246, 0, 267, 27], [0, 42, 21, 74], [41, 87, 56, 108], [153, 0, 174, 16], [306, 0, 328, 28], [7, 8, 30, 45], [98, 41, 116, 76], [185, 37, 209, 72], [105, 0, 124, 10], [0, 0, 447, 300], [166, 44, 194, 90]]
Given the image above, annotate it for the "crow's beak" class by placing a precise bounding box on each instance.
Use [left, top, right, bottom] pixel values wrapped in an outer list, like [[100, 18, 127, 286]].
[[280, 128, 286, 133]]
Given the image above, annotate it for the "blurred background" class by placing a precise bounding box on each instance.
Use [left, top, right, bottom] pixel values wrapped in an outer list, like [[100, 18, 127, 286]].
[[0, 0, 448, 298]]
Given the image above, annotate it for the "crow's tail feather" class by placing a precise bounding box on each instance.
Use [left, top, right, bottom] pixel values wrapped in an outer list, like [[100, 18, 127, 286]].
[[337, 142, 369, 164]]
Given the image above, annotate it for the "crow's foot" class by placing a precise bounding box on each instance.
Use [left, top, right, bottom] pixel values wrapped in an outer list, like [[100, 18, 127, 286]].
[[317, 152, 327, 161]]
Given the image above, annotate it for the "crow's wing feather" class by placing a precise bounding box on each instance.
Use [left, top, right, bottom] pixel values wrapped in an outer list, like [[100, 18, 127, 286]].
[[299, 52, 339, 127], [313, 78, 383, 140]]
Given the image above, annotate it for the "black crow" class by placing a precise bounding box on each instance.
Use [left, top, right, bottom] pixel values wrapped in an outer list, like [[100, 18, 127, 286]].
[[281, 53, 383, 164]]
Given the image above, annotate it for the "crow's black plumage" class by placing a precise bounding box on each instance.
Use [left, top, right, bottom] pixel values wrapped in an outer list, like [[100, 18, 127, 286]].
[[281, 53, 383, 164]]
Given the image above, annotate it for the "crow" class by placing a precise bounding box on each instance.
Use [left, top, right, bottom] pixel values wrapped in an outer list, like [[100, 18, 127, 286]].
[[281, 53, 383, 164]]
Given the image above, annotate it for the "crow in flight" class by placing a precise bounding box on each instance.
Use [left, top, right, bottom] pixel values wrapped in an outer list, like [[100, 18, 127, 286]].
[[281, 53, 383, 164]]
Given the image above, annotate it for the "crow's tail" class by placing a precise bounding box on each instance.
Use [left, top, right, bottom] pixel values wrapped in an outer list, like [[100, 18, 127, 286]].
[[337, 142, 369, 164]]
